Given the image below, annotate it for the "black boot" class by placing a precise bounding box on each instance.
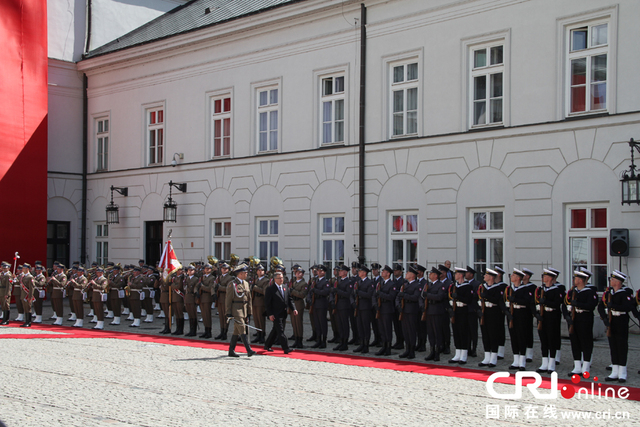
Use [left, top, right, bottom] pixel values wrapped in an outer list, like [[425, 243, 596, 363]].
[[425, 347, 435, 361], [1, 310, 10, 325], [384, 342, 392, 356], [200, 327, 211, 339], [296, 337, 304, 349], [399, 347, 410, 358], [186, 319, 197, 337], [20, 313, 32, 328], [375, 342, 387, 356], [221, 328, 228, 341], [407, 345, 415, 359], [252, 331, 261, 343], [240, 334, 256, 357], [228, 335, 239, 357], [319, 335, 326, 349], [311, 337, 322, 348], [361, 345, 369, 355], [416, 338, 426, 353], [353, 344, 364, 353], [160, 320, 171, 334], [306, 333, 317, 342], [258, 331, 265, 344], [434, 346, 441, 362], [214, 328, 225, 339], [171, 319, 184, 335], [392, 340, 404, 350]]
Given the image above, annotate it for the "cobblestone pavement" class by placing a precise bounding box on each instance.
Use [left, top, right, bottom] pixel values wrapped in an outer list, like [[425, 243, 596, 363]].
[[1, 302, 639, 426], [0, 337, 639, 427]]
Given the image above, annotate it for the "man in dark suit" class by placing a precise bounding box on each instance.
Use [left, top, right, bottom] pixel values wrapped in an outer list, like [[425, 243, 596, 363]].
[[264, 271, 297, 354]]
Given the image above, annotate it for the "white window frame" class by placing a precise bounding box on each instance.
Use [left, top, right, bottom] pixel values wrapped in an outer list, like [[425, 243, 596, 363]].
[[257, 217, 279, 263], [320, 214, 345, 271], [389, 211, 419, 271], [389, 60, 419, 138], [469, 208, 504, 278], [211, 219, 232, 261], [95, 115, 109, 172], [461, 29, 511, 131], [320, 74, 346, 145], [145, 102, 165, 166], [95, 223, 109, 266], [556, 7, 618, 120], [382, 50, 423, 140], [252, 79, 282, 154], [469, 42, 505, 128], [565, 204, 609, 291], [209, 91, 233, 159]]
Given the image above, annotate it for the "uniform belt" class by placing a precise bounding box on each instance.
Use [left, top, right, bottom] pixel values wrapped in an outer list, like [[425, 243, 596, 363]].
[[610, 310, 626, 317], [484, 302, 495, 308], [455, 301, 467, 307], [292, 296, 303, 301], [575, 308, 589, 314], [130, 289, 141, 293], [544, 307, 556, 312], [512, 304, 526, 309], [232, 300, 245, 304]]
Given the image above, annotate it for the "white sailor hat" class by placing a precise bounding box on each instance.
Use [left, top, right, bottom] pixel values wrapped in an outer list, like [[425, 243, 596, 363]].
[[522, 268, 534, 276], [611, 270, 627, 283], [494, 266, 505, 275], [543, 268, 558, 277], [548, 268, 561, 276], [573, 270, 590, 280], [484, 268, 499, 277], [512, 268, 525, 278], [454, 267, 467, 274], [578, 266, 593, 278]]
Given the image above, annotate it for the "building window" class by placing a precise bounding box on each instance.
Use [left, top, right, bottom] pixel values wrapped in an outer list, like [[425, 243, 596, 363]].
[[470, 209, 504, 279], [566, 21, 608, 115], [320, 215, 345, 270], [390, 212, 418, 270], [212, 220, 231, 261], [257, 87, 279, 152], [567, 206, 608, 291], [390, 61, 418, 137], [147, 107, 164, 165], [211, 95, 231, 158], [96, 117, 109, 171], [257, 218, 279, 261], [96, 223, 108, 266], [470, 44, 504, 127], [321, 75, 345, 145]]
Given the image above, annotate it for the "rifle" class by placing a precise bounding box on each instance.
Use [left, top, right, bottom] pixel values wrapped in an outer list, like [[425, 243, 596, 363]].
[[398, 283, 405, 321], [354, 279, 359, 318], [479, 284, 486, 326], [504, 285, 514, 329], [535, 286, 545, 331], [566, 285, 576, 334], [449, 283, 456, 325], [606, 289, 612, 338], [376, 280, 382, 320], [332, 277, 338, 315]]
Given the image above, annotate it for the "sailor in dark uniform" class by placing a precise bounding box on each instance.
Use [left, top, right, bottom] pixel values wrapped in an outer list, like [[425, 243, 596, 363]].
[[477, 268, 504, 367], [332, 265, 353, 351], [505, 268, 535, 371], [353, 265, 374, 354], [397, 265, 421, 359], [565, 268, 598, 376], [415, 264, 428, 352], [464, 266, 480, 357], [535, 268, 564, 374], [449, 267, 473, 364], [391, 264, 405, 350], [310, 265, 331, 348], [438, 264, 452, 354], [423, 267, 447, 362], [369, 263, 383, 347], [599, 270, 635, 383], [375, 265, 397, 356]]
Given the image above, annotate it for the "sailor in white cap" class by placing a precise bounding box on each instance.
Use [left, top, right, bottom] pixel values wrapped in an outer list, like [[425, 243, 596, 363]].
[[564, 268, 598, 377], [535, 268, 564, 374]]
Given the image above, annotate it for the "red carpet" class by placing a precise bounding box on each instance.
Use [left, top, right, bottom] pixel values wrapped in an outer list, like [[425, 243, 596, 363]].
[[2, 323, 638, 402]]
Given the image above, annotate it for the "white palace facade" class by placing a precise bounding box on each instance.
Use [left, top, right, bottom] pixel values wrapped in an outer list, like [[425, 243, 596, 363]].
[[48, 0, 640, 290]]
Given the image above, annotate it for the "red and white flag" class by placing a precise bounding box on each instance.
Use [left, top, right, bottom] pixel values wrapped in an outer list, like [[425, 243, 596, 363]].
[[159, 239, 182, 281]]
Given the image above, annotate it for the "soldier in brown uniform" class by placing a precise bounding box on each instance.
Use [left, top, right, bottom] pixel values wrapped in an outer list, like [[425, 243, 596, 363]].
[[90, 268, 109, 329], [0, 262, 12, 325], [32, 265, 46, 323], [290, 267, 308, 349], [159, 272, 172, 334], [251, 264, 269, 343], [48, 264, 67, 325], [183, 265, 199, 337], [128, 267, 145, 327], [226, 264, 256, 357], [106, 265, 125, 325], [171, 268, 185, 335], [12, 265, 24, 322], [197, 263, 216, 338], [18, 263, 35, 327], [70, 267, 88, 327], [214, 263, 233, 340]]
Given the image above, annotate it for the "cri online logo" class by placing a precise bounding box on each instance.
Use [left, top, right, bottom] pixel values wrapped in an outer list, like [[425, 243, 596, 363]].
[[486, 371, 630, 400]]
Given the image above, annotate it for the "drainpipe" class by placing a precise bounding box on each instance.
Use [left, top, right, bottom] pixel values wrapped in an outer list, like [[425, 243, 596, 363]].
[[358, 3, 366, 265], [81, 74, 88, 264]]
